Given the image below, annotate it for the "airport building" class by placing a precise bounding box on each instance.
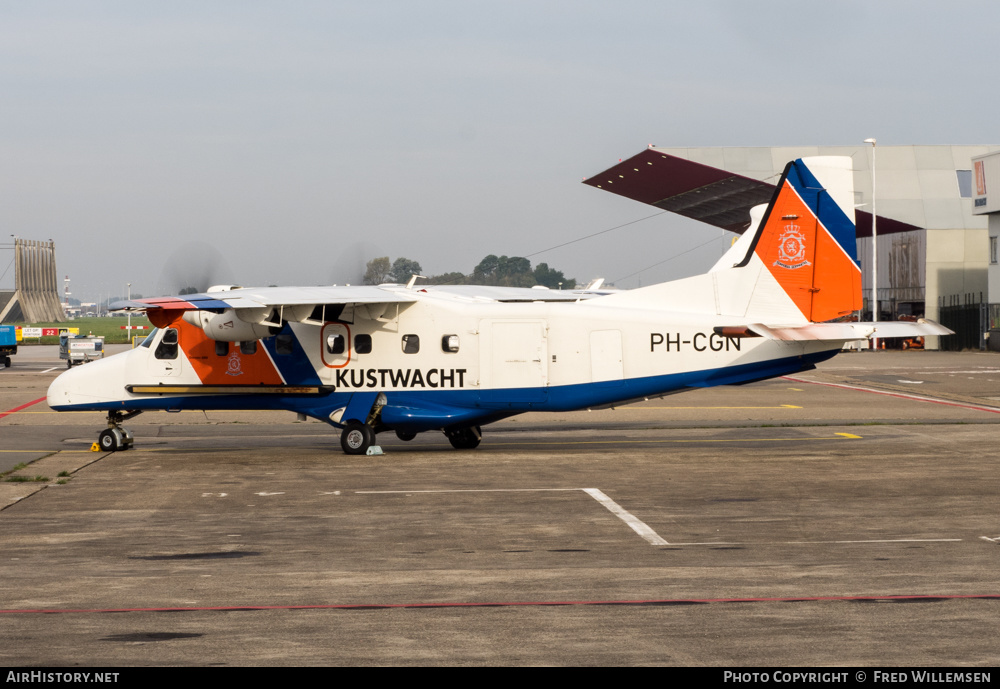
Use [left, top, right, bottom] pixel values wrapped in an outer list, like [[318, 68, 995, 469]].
[[971, 149, 1000, 347], [0, 238, 66, 324], [587, 145, 1000, 349]]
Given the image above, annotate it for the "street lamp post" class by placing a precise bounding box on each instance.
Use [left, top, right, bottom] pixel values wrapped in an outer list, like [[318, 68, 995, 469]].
[[127, 283, 132, 334], [864, 138, 878, 350]]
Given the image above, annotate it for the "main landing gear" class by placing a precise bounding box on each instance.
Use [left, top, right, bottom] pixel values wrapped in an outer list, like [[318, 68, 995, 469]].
[[98, 410, 142, 452], [340, 423, 484, 454], [340, 420, 376, 455], [444, 425, 482, 450]]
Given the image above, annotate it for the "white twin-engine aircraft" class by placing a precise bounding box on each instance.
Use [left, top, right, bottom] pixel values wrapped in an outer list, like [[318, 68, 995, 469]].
[[48, 156, 949, 454]]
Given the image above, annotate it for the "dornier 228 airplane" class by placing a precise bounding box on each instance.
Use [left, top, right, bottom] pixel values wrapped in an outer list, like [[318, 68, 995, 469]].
[[47, 156, 950, 454]]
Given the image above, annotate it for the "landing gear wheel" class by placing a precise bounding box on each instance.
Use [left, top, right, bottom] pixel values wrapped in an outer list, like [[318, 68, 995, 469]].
[[341, 420, 375, 455], [446, 425, 482, 450], [395, 430, 417, 442], [98, 428, 123, 452], [99, 410, 141, 452]]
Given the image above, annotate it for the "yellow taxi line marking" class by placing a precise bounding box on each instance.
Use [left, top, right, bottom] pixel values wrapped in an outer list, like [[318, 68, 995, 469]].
[[0, 450, 95, 453]]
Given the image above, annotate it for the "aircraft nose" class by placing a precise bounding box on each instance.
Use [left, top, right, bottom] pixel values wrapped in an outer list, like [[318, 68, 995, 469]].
[[47, 354, 128, 410]]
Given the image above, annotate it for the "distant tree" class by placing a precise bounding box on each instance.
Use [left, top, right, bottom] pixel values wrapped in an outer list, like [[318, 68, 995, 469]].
[[389, 257, 423, 283], [498, 256, 530, 279], [533, 263, 575, 289], [473, 255, 499, 281], [363, 257, 391, 285], [179, 286, 200, 295], [446, 254, 578, 288], [426, 271, 469, 285]]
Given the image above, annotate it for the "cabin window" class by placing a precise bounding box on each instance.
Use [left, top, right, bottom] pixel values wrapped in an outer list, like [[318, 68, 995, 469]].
[[215, 341, 229, 356], [355, 334, 372, 354], [139, 329, 157, 348], [276, 334, 294, 355], [442, 335, 460, 352], [155, 328, 178, 360], [240, 340, 258, 355], [402, 334, 419, 354], [326, 333, 345, 354]]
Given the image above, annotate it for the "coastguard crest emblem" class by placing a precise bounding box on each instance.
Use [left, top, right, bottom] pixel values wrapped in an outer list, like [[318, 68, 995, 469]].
[[774, 223, 811, 270], [226, 351, 244, 377]]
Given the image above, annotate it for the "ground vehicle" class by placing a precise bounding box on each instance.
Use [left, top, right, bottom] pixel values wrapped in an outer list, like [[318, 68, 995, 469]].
[[59, 333, 105, 367], [0, 325, 16, 368]]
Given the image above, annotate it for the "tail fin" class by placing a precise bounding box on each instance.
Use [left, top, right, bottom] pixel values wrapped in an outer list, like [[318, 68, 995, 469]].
[[597, 156, 862, 325], [743, 157, 862, 323]]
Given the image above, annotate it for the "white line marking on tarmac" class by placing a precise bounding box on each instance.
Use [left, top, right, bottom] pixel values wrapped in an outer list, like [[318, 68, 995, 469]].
[[582, 488, 669, 546], [357, 487, 669, 546], [357, 488, 578, 494], [39, 367, 58, 374]]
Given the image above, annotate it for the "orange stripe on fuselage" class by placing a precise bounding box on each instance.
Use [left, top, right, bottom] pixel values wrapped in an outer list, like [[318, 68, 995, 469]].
[[169, 316, 285, 385], [754, 181, 861, 323]]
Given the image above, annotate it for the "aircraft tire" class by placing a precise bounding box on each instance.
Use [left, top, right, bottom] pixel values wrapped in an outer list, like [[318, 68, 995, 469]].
[[395, 430, 417, 442], [341, 420, 374, 455], [98, 428, 122, 452], [446, 425, 482, 450]]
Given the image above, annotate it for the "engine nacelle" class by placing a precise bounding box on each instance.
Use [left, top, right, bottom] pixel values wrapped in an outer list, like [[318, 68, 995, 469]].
[[182, 310, 275, 342]]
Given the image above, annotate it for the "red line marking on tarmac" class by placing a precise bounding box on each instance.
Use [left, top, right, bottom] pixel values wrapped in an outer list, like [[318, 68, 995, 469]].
[[782, 377, 1000, 414], [0, 397, 47, 422], [1, 594, 998, 615]]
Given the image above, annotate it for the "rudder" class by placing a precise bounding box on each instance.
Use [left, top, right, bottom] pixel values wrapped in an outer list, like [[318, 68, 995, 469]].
[[747, 157, 862, 323]]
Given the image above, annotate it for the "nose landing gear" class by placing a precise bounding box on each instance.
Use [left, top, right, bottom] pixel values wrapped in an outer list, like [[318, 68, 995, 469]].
[[98, 410, 142, 452]]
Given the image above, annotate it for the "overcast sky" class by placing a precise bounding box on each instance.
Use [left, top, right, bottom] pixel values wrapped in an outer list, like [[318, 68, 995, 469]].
[[2, 1, 998, 302]]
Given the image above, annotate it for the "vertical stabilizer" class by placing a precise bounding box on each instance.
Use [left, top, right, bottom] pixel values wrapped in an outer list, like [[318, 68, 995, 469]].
[[746, 157, 861, 323], [597, 157, 862, 325]]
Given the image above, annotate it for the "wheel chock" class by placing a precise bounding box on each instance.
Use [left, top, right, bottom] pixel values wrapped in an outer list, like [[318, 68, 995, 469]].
[[90, 442, 100, 452], [366, 445, 384, 456]]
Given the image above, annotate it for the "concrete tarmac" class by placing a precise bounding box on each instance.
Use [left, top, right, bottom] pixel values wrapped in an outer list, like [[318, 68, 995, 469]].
[[1, 347, 999, 666]]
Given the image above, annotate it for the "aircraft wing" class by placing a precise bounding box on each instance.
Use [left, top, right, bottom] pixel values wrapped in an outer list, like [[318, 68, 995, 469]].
[[110, 283, 612, 316], [419, 285, 614, 302], [110, 285, 420, 313]]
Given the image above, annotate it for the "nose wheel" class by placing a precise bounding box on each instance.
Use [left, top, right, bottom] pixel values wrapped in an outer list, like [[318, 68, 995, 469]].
[[98, 410, 142, 452], [98, 427, 134, 452]]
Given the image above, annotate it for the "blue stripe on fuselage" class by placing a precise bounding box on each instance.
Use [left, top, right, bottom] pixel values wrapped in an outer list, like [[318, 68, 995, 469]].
[[261, 324, 322, 386], [50, 349, 837, 431]]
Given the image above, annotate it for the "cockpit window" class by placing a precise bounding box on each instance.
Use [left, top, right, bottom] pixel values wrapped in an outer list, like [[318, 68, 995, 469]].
[[139, 328, 158, 348], [154, 328, 179, 360]]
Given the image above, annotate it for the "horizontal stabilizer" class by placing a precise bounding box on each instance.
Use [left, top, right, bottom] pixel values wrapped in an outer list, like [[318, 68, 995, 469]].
[[747, 319, 953, 342]]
